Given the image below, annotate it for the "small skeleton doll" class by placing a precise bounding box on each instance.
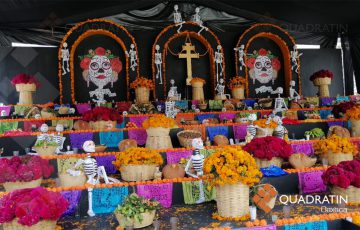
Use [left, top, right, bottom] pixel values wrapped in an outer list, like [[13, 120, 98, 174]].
[[154, 45, 163, 84], [215, 78, 230, 99], [214, 45, 224, 82], [35, 124, 52, 143], [0, 110, 7, 117], [290, 45, 302, 73], [61, 42, 70, 75], [167, 79, 181, 100], [273, 87, 288, 113], [289, 80, 301, 101], [165, 100, 179, 118], [54, 124, 66, 153], [192, 7, 208, 34], [273, 116, 287, 139], [245, 113, 258, 142], [234, 44, 246, 71], [125, 44, 138, 71], [173, 4, 184, 33]]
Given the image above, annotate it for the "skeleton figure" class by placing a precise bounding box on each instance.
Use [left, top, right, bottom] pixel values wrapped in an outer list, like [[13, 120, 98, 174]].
[[73, 141, 118, 217], [234, 45, 246, 71], [290, 46, 302, 73], [35, 124, 51, 143], [173, 5, 184, 33], [154, 45, 163, 84], [165, 100, 179, 118], [289, 80, 301, 101], [273, 116, 287, 139], [214, 45, 224, 82], [125, 44, 138, 71], [0, 110, 6, 117], [167, 79, 181, 100], [273, 87, 288, 113], [215, 78, 230, 99], [54, 124, 66, 153], [61, 42, 70, 75], [185, 138, 205, 203], [192, 7, 208, 34], [245, 113, 258, 142]]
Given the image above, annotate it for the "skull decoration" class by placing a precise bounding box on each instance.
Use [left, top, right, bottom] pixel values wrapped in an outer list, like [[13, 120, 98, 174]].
[[83, 140, 96, 153], [246, 48, 281, 85]]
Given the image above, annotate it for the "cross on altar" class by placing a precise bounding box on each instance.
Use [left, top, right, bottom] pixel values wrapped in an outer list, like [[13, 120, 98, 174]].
[[178, 43, 199, 85]]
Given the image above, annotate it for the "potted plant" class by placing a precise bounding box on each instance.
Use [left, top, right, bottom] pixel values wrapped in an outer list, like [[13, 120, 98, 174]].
[[0, 187, 69, 230], [114, 193, 161, 229], [310, 69, 333, 97], [82, 106, 122, 130], [345, 105, 360, 137], [204, 146, 262, 219], [33, 138, 59, 156], [243, 136, 293, 168], [0, 155, 54, 192], [130, 77, 155, 104], [190, 78, 206, 101], [228, 76, 246, 99], [112, 147, 163, 181], [313, 135, 358, 165], [11, 73, 40, 105], [322, 160, 360, 204], [304, 128, 325, 140], [142, 115, 175, 150]]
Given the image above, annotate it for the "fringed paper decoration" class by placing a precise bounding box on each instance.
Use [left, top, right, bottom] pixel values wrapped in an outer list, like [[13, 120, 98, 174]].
[[92, 187, 129, 214], [69, 132, 94, 149], [136, 183, 173, 208], [298, 170, 327, 194]]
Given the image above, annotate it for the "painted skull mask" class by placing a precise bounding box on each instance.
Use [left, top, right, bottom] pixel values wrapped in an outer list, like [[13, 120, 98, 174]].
[[88, 55, 113, 88], [253, 55, 274, 84]]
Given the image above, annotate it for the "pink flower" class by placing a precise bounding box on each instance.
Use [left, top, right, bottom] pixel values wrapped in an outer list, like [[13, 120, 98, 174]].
[[80, 57, 91, 70], [258, 48, 267, 56], [246, 57, 256, 68], [95, 47, 106, 56], [110, 58, 122, 73]]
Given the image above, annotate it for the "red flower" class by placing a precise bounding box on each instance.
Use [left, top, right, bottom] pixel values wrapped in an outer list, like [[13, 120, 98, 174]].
[[82, 106, 122, 123], [271, 58, 281, 71], [95, 47, 106, 56], [258, 48, 267, 56], [80, 57, 91, 70], [110, 58, 122, 73], [246, 57, 256, 68], [322, 160, 360, 189], [11, 73, 40, 88], [310, 69, 334, 81]]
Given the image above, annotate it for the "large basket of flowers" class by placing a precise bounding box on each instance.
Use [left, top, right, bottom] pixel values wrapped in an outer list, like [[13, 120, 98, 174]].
[[0, 187, 69, 230], [113, 147, 163, 181], [322, 160, 360, 204], [204, 146, 262, 218], [228, 76, 246, 99], [310, 69, 333, 97], [82, 106, 122, 130], [11, 73, 40, 105], [142, 115, 175, 150], [0, 155, 54, 192], [345, 106, 360, 137], [130, 77, 155, 104], [243, 136, 293, 168], [253, 119, 277, 137], [313, 135, 358, 165]]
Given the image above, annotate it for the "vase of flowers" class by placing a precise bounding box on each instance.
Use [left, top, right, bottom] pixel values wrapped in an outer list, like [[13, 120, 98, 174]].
[[310, 69, 333, 97], [228, 76, 246, 99], [345, 106, 360, 137], [113, 147, 163, 181], [0, 156, 54, 192], [313, 135, 358, 165], [11, 73, 40, 105], [253, 119, 277, 137], [130, 77, 155, 104], [204, 146, 262, 218], [114, 193, 161, 228], [33, 138, 59, 156], [243, 136, 293, 168], [190, 78, 206, 101], [142, 115, 175, 150], [0, 187, 69, 230], [82, 106, 122, 130], [322, 160, 360, 204]]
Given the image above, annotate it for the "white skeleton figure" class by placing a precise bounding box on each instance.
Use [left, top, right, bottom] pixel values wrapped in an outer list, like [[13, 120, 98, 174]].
[[165, 100, 179, 118], [167, 79, 181, 100], [273, 116, 287, 139], [246, 113, 258, 142], [249, 55, 276, 84], [234, 45, 246, 71], [173, 4, 184, 33], [290, 46, 302, 73], [154, 45, 163, 84], [272, 87, 288, 113], [192, 7, 208, 34], [61, 42, 70, 75], [215, 78, 230, 99], [289, 80, 300, 101], [1, 110, 6, 117], [54, 124, 66, 153], [214, 45, 224, 82], [73, 141, 119, 217], [125, 44, 138, 71], [185, 138, 205, 203], [35, 124, 51, 143]]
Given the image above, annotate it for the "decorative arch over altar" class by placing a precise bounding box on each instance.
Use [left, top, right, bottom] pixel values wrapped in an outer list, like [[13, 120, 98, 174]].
[[58, 19, 139, 104], [152, 22, 225, 99], [235, 23, 301, 98]]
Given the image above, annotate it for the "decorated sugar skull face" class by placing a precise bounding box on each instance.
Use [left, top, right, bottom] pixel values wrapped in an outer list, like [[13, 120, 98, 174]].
[[192, 138, 204, 149], [83, 140, 95, 153], [56, 124, 64, 132], [253, 55, 273, 84], [88, 55, 113, 88]]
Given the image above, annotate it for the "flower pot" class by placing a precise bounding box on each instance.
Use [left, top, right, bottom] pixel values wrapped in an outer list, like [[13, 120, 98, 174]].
[[15, 83, 36, 105], [191, 82, 205, 101], [3, 178, 42, 192], [255, 157, 283, 168], [145, 127, 173, 150], [120, 164, 157, 181], [231, 87, 245, 100], [177, 130, 202, 147], [33, 146, 58, 156], [351, 119, 360, 137], [135, 87, 150, 104], [216, 182, 249, 217], [330, 185, 360, 204], [59, 172, 87, 187], [115, 210, 155, 229], [255, 128, 274, 137], [313, 77, 332, 97], [326, 151, 353, 165], [89, 120, 117, 130], [2, 219, 57, 230]]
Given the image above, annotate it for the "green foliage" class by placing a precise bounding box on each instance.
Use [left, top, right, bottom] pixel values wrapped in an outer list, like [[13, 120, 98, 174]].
[[304, 128, 325, 138]]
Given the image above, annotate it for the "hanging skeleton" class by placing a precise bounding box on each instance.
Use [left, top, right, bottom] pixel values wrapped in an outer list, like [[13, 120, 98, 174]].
[[214, 45, 224, 82], [154, 45, 163, 84], [173, 4, 184, 33], [125, 44, 138, 71], [61, 42, 70, 75], [290, 46, 302, 73], [192, 7, 208, 34], [234, 44, 246, 71]]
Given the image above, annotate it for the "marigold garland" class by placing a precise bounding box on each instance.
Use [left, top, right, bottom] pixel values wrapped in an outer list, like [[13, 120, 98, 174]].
[[142, 115, 176, 129], [112, 147, 163, 167], [313, 134, 358, 156]]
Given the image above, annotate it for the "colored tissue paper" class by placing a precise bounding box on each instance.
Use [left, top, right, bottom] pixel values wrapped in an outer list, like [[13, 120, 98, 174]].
[[166, 150, 192, 164], [298, 170, 327, 194], [242, 99, 256, 107], [136, 183, 173, 208], [260, 166, 288, 177], [207, 126, 229, 141], [76, 104, 91, 115], [244, 225, 276, 230], [129, 116, 149, 128], [95, 155, 118, 174], [219, 113, 236, 122], [69, 132, 94, 149], [92, 187, 129, 214], [61, 190, 82, 216], [0, 106, 11, 116], [328, 121, 344, 127], [127, 129, 147, 145], [284, 221, 327, 230], [233, 124, 247, 140], [23, 120, 43, 132], [99, 131, 124, 148], [290, 143, 314, 156], [320, 97, 335, 106], [182, 181, 216, 204], [320, 110, 332, 119], [196, 114, 217, 123], [175, 100, 189, 110]]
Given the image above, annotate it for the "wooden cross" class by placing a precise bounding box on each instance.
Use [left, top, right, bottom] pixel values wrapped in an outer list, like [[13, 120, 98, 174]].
[[178, 43, 199, 85]]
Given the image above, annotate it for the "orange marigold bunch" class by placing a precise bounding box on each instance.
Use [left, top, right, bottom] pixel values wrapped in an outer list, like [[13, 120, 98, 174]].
[[345, 106, 360, 120], [130, 77, 155, 89], [142, 115, 176, 129], [204, 146, 262, 187], [227, 76, 246, 90], [313, 134, 358, 156], [190, 77, 206, 84], [112, 147, 163, 167], [254, 119, 277, 129]]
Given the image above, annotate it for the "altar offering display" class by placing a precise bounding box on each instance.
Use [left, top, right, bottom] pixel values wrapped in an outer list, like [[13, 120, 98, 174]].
[[130, 77, 155, 104], [204, 146, 262, 219], [345, 105, 360, 137], [82, 106, 122, 130], [228, 76, 246, 99], [310, 69, 333, 97], [142, 116, 175, 149], [113, 147, 163, 181], [11, 73, 40, 105], [253, 119, 277, 137], [190, 78, 206, 101]]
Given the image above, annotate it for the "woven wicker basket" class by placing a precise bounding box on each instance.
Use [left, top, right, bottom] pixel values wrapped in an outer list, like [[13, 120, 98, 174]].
[[115, 210, 155, 229], [216, 182, 249, 217], [59, 172, 87, 187], [120, 165, 157, 181], [15, 83, 36, 105], [313, 77, 332, 97], [331, 185, 360, 204], [3, 178, 42, 192], [351, 119, 360, 137], [33, 146, 57, 156], [255, 157, 283, 168], [2, 219, 57, 230], [231, 87, 245, 99], [145, 127, 173, 150], [177, 130, 202, 147], [255, 128, 274, 137], [135, 87, 150, 104], [89, 120, 117, 130], [191, 82, 205, 101], [327, 151, 353, 165]]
